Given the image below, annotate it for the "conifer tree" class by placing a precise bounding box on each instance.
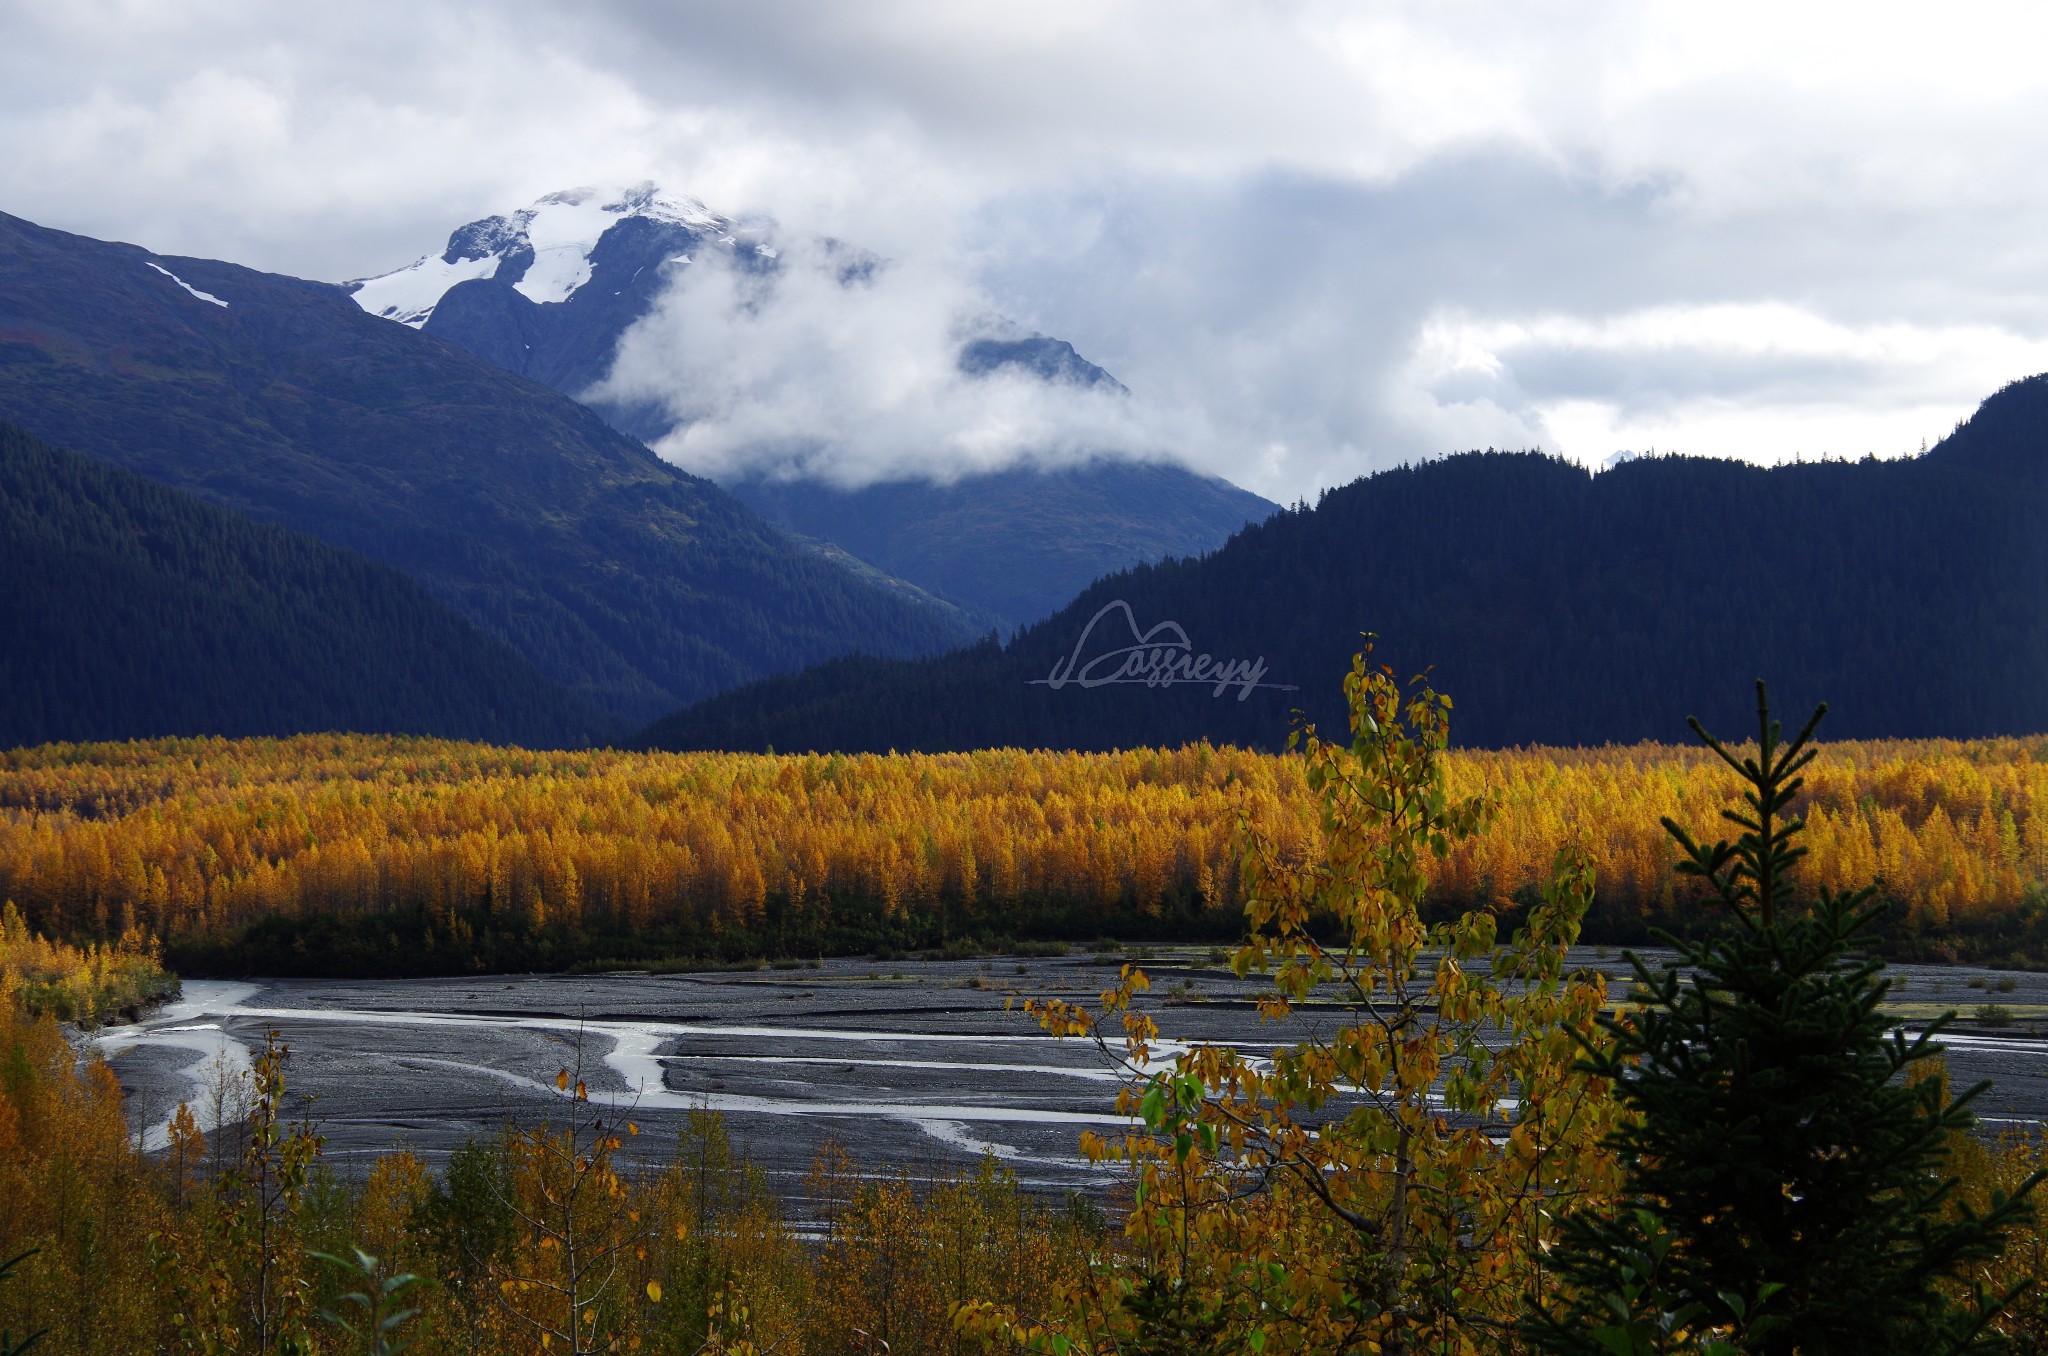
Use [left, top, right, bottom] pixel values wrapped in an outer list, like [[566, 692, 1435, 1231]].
[[1526, 685, 2043, 1355]]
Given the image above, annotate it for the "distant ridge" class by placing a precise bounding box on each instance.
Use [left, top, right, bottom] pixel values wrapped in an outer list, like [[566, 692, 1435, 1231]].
[[727, 461, 1277, 631], [639, 374, 2048, 753], [0, 419, 601, 749]]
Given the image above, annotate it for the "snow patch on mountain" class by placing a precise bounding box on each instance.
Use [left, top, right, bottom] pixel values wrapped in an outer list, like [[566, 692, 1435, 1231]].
[[513, 189, 617, 305], [146, 261, 228, 307], [347, 183, 725, 326], [349, 251, 501, 326]]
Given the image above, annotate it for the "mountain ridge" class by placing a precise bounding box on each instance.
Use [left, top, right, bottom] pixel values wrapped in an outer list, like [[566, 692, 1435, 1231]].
[[726, 459, 1277, 631], [0, 207, 971, 728], [638, 374, 2048, 753]]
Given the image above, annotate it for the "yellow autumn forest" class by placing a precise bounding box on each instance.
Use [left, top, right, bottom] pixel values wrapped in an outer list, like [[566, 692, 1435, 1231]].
[[3, 689, 2047, 1352], [1, 730, 2044, 969]]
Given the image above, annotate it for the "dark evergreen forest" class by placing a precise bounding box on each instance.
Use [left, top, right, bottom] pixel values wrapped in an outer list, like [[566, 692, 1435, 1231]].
[[0, 420, 603, 748], [641, 373, 2048, 753]]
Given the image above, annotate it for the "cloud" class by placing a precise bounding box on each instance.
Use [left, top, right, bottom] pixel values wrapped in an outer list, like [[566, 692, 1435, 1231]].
[[963, 152, 2048, 491], [5, 1, 2048, 499], [1405, 303, 2048, 462], [591, 241, 1206, 488]]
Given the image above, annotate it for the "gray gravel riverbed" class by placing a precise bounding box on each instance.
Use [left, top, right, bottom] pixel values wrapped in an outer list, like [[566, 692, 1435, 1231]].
[[91, 949, 2048, 1204]]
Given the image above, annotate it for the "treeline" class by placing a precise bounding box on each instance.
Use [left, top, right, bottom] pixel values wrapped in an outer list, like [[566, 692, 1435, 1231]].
[[0, 1001, 1096, 1354], [0, 419, 603, 749], [642, 372, 2048, 754], [2, 732, 2045, 972]]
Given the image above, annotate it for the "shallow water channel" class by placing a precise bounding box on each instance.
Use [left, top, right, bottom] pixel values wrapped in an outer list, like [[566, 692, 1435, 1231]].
[[92, 950, 2048, 1203]]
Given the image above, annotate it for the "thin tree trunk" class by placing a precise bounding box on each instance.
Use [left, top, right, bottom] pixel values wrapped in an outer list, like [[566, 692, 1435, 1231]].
[[1382, 1122, 1414, 1355]]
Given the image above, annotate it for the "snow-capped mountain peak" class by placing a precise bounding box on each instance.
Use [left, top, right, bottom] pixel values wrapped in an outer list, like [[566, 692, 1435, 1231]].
[[348, 182, 728, 326]]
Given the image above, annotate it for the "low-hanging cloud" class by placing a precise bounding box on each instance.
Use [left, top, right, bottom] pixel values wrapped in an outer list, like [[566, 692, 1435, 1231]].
[[590, 240, 1216, 488], [9, 2, 2048, 499], [965, 155, 2048, 491]]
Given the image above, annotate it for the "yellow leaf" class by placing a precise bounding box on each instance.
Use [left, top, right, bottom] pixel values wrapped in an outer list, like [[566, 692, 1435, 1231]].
[[647, 1280, 663, 1303], [556, 1069, 569, 1092], [627, 1120, 639, 1136]]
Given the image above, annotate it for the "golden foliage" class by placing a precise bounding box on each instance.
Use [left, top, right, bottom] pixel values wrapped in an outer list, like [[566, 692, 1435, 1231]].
[[0, 1004, 171, 1352], [1, 732, 2046, 958], [1959, 1133, 2048, 1347], [0, 1000, 1103, 1355], [1437, 735, 2048, 943], [0, 899, 171, 1023], [974, 653, 1627, 1353], [0, 737, 1298, 947], [1, 716, 2044, 1352], [807, 1143, 1094, 1353]]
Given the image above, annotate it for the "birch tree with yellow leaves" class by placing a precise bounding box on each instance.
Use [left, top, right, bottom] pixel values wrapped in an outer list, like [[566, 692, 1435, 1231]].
[[964, 648, 1625, 1354]]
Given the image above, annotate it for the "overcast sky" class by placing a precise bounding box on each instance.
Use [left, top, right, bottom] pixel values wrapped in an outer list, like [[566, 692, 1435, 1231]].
[[6, 0, 2048, 500]]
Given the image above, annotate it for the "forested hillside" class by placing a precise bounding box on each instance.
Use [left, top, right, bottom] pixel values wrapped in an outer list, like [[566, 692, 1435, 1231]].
[[0, 421, 605, 749], [643, 373, 2048, 752], [0, 210, 970, 727]]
